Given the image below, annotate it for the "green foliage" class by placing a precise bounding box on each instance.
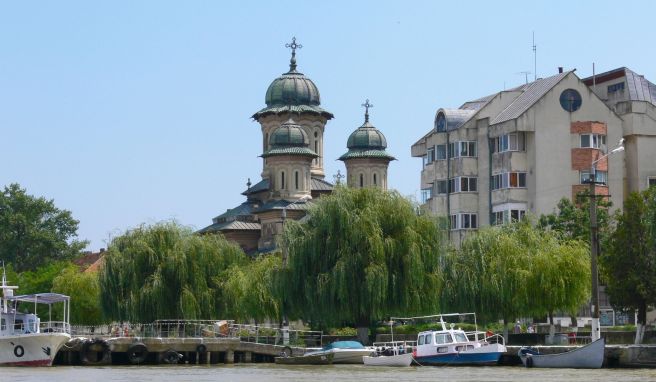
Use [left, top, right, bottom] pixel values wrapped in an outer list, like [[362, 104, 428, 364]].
[[52, 267, 104, 325], [601, 188, 656, 325], [283, 186, 447, 328], [444, 219, 590, 323], [98, 222, 249, 322], [329, 327, 357, 336], [538, 195, 613, 244], [17, 261, 76, 295], [0, 183, 87, 272]]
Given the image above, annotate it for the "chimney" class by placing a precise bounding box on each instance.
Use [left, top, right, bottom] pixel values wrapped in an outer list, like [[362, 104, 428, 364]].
[[558, 67, 564, 74]]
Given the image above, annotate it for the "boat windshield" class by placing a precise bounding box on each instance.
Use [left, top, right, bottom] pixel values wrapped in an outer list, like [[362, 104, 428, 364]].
[[453, 332, 468, 343], [323, 341, 365, 350]]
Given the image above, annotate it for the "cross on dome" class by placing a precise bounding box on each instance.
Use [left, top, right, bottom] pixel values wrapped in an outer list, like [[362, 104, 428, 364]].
[[285, 37, 303, 72], [362, 99, 374, 123]]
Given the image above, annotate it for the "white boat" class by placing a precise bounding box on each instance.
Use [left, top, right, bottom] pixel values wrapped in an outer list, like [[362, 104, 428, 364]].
[[394, 313, 506, 366], [363, 341, 414, 367], [1, 268, 71, 366], [305, 340, 374, 364], [518, 337, 605, 368]]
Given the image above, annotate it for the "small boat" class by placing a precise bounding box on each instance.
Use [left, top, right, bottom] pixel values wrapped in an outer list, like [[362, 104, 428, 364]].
[[518, 337, 605, 368], [0, 268, 71, 366], [395, 313, 506, 366], [275, 352, 334, 365], [304, 340, 374, 364], [363, 342, 413, 367]]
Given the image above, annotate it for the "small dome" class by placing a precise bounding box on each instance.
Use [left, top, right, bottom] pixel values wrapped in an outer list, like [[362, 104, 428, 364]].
[[269, 118, 309, 147], [346, 121, 388, 149], [265, 72, 321, 107]]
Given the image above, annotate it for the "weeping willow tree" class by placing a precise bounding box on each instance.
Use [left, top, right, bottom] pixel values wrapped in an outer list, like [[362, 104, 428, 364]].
[[220, 254, 282, 322], [443, 219, 589, 339], [99, 222, 248, 322], [282, 187, 447, 342]]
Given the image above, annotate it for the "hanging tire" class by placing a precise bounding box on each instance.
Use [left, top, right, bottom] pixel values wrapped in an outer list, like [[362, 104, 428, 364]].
[[281, 346, 293, 357], [127, 342, 149, 364], [525, 354, 534, 368], [81, 339, 111, 365], [161, 349, 182, 364], [196, 344, 207, 354]]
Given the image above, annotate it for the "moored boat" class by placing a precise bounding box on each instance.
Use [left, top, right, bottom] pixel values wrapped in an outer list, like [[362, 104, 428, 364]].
[[363, 341, 414, 367], [518, 337, 605, 368], [395, 313, 506, 366], [275, 352, 334, 365], [0, 268, 71, 366], [304, 340, 374, 364]]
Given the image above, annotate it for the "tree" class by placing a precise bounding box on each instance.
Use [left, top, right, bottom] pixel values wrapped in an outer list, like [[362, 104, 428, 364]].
[[601, 188, 656, 343], [282, 187, 447, 343], [0, 183, 87, 272], [444, 220, 589, 340], [52, 267, 104, 325], [538, 195, 613, 243], [98, 222, 249, 322]]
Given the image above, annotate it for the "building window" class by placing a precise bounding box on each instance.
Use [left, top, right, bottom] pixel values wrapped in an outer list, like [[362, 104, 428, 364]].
[[426, 147, 435, 163], [580, 134, 606, 149], [281, 171, 286, 190], [421, 187, 433, 203], [373, 173, 377, 186], [491, 172, 527, 190], [492, 209, 527, 225], [448, 141, 477, 158], [450, 213, 478, 230], [294, 171, 299, 190], [449, 176, 478, 193], [422, 155, 429, 167], [359, 174, 364, 188], [581, 170, 608, 185], [492, 132, 526, 153], [648, 177, 656, 187], [435, 180, 448, 195], [608, 82, 625, 94], [435, 144, 447, 160]]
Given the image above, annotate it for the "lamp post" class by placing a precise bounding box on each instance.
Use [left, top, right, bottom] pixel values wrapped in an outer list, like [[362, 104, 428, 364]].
[[280, 194, 311, 345], [588, 138, 624, 342]]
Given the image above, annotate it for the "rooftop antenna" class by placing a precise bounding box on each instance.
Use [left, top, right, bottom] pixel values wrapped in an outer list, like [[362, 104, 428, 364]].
[[593, 62, 596, 91], [516, 71, 532, 85], [532, 31, 537, 81]]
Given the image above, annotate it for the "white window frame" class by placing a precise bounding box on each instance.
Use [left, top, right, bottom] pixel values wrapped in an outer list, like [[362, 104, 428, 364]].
[[420, 187, 432, 203], [435, 144, 447, 160], [492, 203, 527, 225], [580, 170, 608, 185], [580, 133, 606, 150], [491, 172, 527, 190], [435, 180, 448, 195], [450, 213, 478, 230], [492, 132, 526, 153], [448, 141, 477, 158]]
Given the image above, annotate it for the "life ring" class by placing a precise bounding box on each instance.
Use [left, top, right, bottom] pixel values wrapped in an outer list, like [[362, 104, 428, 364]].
[[14, 345, 25, 358], [81, 338, 112, 365], [161, 349, 182, 364], [127, 342, 148, 364], [196, 344, 207, 354]]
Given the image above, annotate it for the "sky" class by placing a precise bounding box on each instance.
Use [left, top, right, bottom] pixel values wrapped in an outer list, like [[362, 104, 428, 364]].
[[1, 0, 655, 251]]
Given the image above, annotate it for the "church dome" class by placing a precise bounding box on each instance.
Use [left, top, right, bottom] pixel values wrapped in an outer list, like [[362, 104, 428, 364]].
[[253, 38, 333, 121], [269, 119, 309, 147], [346, 121, 388, 149], [262, 119, 318, 158]]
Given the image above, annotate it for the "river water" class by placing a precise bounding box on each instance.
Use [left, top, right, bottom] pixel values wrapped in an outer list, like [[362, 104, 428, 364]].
[[4, 365, 656, 382]]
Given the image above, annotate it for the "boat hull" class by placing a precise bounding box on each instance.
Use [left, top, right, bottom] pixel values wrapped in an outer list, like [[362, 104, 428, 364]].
[[363, 352, 413, 367], [415, 351, 502, 366], [518, 338, 605, 369], [275, 352, 334, 365], [0, 332, 70, 366]]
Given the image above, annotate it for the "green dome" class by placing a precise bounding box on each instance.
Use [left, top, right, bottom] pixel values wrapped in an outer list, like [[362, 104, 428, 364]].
[[265, 71, 321, 107], [262, 119, 318, 158], [346, 121, 388, 149], [269, 119, 309, 147]]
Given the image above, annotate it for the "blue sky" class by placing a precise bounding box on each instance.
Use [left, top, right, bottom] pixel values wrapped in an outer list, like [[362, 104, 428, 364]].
[[1, 1, 655, 250]]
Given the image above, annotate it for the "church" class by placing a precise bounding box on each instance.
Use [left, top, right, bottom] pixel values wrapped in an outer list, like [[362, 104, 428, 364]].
[[199, 38, 395, 254]]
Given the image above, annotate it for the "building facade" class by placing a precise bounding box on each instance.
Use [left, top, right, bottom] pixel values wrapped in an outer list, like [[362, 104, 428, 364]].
[[412, 67, 656, 245], [199, 39, 394, 253]]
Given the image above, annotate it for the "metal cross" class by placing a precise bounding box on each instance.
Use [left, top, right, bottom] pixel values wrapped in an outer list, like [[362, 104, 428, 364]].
[[246, 178, 252, 190], [333, 170, 345, 185], [362, 99, 373, 123], [285, 37, 302, 72]]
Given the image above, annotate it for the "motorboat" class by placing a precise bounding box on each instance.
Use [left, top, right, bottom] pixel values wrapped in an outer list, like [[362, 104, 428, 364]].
[[518, 337, 605, 368], [395, 313, 506, 366], [363, 341, 414, 367], [304, 340, 374, 364], [275, 352, 334, 365], [0, 268, 71, 366]]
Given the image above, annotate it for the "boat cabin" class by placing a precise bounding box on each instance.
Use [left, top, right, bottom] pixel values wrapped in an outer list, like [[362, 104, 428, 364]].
[[1, 311, 40, 335], [415, 328, 481, 357]]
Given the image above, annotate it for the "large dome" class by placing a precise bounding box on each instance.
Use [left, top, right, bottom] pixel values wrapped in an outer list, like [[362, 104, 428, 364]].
[[265, 71, 321, 107], [262, 119, 318, 158]]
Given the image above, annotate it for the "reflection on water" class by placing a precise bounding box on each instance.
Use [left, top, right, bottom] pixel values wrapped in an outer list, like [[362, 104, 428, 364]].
[[3, 364, 656, 382]]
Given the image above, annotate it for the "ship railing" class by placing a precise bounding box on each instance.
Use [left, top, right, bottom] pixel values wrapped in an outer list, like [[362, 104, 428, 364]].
[[465, 330, 505, 346], [71, 320, 236, 338], [39, 320, 71, 334], [371, 340, 417, 355]]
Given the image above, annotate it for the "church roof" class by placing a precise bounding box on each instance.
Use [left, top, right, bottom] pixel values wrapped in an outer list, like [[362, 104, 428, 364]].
[[242, 177, 333, 195], [197, 220, 261, 234], [340, 101, 395, 161], [339, 149, 395, 160]]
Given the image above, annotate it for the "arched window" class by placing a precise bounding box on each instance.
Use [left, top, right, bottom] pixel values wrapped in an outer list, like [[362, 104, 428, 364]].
[[281, 171, 286, 190], [295, 171, 299, 190], [373, 173, 377, 186], [359, 174, 364, 188]]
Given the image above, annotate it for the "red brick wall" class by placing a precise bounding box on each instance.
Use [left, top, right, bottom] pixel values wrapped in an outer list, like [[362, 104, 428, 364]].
[[571, 149, 608, 171], [572, 185, 609, 201], [570, 121, 607, 135]]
